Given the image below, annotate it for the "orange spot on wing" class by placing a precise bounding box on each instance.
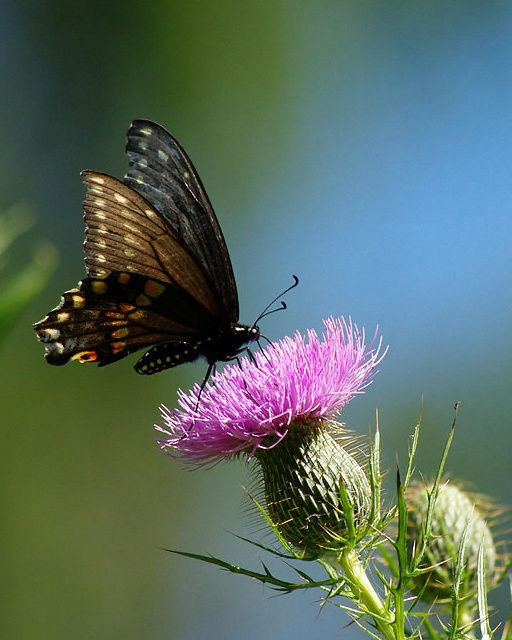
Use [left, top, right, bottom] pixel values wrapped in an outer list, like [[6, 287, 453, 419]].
[[111, 342, 126, 354], [144, 280, 165, 298], [135, 293, 150, 307], [72, 351, 98, 363]]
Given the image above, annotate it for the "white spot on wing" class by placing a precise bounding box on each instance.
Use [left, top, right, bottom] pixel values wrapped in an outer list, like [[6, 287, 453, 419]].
[[114, 193, 129, 204], [55, 342, 65, 354]]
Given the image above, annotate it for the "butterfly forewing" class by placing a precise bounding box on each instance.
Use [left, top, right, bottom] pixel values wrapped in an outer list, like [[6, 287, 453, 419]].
[[124, 119, 239, 323], [82, 171, 221, 319]]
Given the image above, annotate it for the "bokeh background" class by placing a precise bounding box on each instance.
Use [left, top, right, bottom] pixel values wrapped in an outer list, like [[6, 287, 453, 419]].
[[2, 2, 512, 638]]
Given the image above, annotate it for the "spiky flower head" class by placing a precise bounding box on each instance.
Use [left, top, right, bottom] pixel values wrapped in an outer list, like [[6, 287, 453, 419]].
[[407, 481, 504, 604], [157, 317, 385, 464], [157, 317, 384, 557]]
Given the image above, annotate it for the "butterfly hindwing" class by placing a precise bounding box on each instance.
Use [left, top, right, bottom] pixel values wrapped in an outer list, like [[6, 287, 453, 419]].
[[34, 272, 214, 367]]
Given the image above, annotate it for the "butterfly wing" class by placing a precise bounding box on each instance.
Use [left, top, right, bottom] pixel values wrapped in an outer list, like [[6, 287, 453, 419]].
[[34, 172, 227, 367], [83, 171, 220, 318], [33, 274, 211, 367], [124, 119, 239, 324]]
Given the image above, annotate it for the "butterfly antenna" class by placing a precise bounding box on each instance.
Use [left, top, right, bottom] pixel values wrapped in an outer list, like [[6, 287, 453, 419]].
[[252, 275, 299, 328]]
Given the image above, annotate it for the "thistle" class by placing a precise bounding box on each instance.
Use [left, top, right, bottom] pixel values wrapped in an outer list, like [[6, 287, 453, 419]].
[[158, 317, 383, 554], [157, 316, 384, 464], [255, 424, 373, 559], [157, 318, 511, 640], [407, 480, 504, 606]]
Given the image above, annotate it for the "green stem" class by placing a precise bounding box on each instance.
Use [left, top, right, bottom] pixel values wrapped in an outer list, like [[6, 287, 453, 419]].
[[456, 605, 478, 640], [339, 548, 397, 640]]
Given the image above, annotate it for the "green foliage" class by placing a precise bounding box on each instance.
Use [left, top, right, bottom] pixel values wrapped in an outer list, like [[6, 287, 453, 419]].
[[165, 405, 510, 640], [0, 204, 57, 344]]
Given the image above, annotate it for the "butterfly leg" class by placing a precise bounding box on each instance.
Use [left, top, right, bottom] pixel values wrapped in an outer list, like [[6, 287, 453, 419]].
[[186, 362, 216, 432], [231, 350, 260, 404], [255, 337, 274, 365]]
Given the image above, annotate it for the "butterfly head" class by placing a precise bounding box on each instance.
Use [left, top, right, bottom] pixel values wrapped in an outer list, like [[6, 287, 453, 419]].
[[210, 322, 260, 364]]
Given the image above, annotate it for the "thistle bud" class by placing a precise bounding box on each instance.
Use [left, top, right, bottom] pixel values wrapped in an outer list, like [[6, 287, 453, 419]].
[[407, 481, 499, 603], [255, 423, 372, 559]]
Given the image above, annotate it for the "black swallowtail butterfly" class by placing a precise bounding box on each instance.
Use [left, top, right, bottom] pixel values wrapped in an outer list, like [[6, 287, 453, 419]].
[[33, 119, 262, 377]]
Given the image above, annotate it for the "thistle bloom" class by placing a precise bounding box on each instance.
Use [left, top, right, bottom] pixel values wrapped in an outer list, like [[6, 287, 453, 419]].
[[157, 316, 385, 464]]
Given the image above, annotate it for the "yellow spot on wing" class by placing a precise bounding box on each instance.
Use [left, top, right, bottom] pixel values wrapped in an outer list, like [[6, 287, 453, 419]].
[[91, 280, 108, 295]]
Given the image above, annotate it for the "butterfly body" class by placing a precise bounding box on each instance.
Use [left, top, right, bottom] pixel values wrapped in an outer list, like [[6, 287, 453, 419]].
[[34, 120, 259, 375]]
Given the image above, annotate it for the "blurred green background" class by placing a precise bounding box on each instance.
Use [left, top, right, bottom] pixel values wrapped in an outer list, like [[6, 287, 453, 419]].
[[3, 2, 512, 638]]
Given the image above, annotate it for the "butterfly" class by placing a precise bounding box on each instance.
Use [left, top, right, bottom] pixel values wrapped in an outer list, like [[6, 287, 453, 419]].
[[33, 119, 262, 377]]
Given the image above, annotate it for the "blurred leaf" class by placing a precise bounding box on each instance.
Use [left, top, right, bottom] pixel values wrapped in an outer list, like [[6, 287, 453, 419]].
[[0, 203, 35, 256], [0, 205, 58, 344]]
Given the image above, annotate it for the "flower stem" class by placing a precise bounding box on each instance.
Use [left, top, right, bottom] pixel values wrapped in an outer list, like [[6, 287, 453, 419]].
[[339, 548, 397, 640]]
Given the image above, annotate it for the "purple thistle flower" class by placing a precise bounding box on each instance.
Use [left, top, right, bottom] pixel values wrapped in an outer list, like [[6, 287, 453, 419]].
[[157, 317, 386, 464]]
